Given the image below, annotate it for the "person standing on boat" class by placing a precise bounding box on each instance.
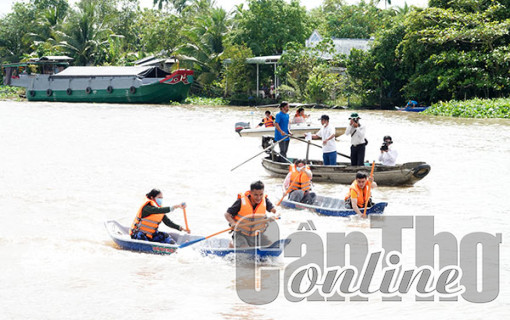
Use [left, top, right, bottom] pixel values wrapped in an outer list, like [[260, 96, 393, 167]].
[[130, 189, 189, 244], [274, 101, 292, 162], [256, 110, 275, 128], [378, 135, 398, 166], [311, 114, 337, 166], [344, 113, 366, 166], [344, 171, 378, 216], [224, 181, 278, 248], [283, 159, 316, 204]]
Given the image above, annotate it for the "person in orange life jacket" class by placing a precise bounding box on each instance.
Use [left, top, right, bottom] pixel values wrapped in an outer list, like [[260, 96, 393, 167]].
[[130, 189, 189, 244], [224, 180, 278, 248], [292, 107, 309, 124], [256, 110, 275, 128], [344, 171, 378, 217], [283, 159, 316, 204]]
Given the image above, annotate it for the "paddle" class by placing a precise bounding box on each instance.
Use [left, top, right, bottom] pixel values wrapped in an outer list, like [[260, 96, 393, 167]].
[[290, 136, 350, 159], [276, 170, 303, 206], [362, 161, 376, 218], [182, 205, 190, 232], [231, 134, 290, 171], [178, 217, 278, 248]]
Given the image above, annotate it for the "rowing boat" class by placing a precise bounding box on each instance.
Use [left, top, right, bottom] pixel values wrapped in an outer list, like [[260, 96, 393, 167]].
[[262, 156, 431, 186], [104, 220, 288, 258], [281, 195, 387, 217]]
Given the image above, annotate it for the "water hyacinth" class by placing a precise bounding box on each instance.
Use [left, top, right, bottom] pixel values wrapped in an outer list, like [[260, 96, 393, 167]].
[[424, 98, 510, 118]]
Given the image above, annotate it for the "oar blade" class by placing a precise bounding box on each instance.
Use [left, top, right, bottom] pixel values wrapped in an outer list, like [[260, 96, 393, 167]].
[[179, 237, 205, 248]]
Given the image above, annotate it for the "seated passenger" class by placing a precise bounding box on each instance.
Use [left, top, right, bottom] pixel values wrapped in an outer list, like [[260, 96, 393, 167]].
[[283, 159, 316, 204], [292, 107, 309, 124], [256, 110, 275, 128], [130, 189, 189, 244]]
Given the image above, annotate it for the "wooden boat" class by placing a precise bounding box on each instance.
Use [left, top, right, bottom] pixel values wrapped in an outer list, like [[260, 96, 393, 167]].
[[104, 220, 288, 258], [2, 56, 193, 103], [262, 156, 431, 186], [281, 195, 387, 217], [236, 122, 346, 138]]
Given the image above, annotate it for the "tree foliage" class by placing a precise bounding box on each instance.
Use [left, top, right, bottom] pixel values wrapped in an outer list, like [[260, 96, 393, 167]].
[[229, 0, 311, 56]]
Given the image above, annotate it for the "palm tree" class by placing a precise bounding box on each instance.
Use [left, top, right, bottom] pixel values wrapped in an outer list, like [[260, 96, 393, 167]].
[[153, 0, 189, 13], [178, 5, 229, 87], [55, 2, 110, 65]]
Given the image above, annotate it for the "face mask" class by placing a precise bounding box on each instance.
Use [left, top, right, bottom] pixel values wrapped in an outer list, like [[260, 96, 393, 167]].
[[155, 198, 163, 206], [296, 166, 303, 171]]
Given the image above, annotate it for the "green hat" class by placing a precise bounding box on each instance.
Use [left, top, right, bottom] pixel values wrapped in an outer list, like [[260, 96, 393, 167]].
[[349, 112, 360, 119]]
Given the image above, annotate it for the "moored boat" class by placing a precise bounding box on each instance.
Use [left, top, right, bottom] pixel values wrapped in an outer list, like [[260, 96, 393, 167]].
[[236, 122, 346, 137], [281, 195, 387, 217], [262, 156, 431, 186], [104, 220, 288, 258], [2, 56, 193, 103]]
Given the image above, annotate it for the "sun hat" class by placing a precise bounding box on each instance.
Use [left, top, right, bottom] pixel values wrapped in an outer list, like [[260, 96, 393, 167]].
[[349, 112, 360, 119]]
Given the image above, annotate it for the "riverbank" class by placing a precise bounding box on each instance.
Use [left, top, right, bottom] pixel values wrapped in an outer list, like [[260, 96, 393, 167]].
[[0, 85, 24, 101], [424, 98, 510, 118]]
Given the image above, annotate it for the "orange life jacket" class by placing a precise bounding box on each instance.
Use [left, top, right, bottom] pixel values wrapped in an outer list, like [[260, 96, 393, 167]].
[[288, 164, 311, 192], [130, 198, 165, 239], [263, 116, 275, 127], [344, 181, 371, 208], [234, 191, 268, 237]]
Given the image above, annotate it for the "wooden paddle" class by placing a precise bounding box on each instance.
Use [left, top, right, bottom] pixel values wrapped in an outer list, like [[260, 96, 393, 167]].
[[231, 134, 290, 171], [179, 217, 279, 248], [290, 136, 350, 159], [182, 205, 190, 232], [276, 166, 307, 206], [362, 161, 376, 218]]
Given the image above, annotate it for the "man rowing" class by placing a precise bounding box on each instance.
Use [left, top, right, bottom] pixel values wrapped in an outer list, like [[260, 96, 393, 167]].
[[224, 181, 278, 248]]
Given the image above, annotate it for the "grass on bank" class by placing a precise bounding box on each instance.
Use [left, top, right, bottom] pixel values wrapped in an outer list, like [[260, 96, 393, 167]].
[[0, 85, 24, 101], [425, 98, 510, 118]]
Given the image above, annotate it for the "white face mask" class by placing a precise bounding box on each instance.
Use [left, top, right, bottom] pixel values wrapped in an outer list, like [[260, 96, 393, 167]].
[[296, 166, 303, 171]]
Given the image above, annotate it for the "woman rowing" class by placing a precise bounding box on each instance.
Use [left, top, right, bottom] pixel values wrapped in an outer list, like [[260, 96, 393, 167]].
[[130, 188, 189, 244]]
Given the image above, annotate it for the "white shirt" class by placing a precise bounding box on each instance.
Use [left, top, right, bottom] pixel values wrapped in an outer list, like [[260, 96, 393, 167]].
[[378, 146, 398, 166], [344, 124, 366, 146], [316, 124, 337, 153]]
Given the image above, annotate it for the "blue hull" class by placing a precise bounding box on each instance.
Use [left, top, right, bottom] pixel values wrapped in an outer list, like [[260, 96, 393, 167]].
[[281, 197, 387, 217], [105, 220, 288, 258], [397, 106, 429, 112]]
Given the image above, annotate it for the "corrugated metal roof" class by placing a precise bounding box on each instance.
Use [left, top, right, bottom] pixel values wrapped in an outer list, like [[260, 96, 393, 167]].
[[52, 66, 154, 77], [138, 58, 165, 66], [40, 56, 74, 61], [245, 55, 281, 64]]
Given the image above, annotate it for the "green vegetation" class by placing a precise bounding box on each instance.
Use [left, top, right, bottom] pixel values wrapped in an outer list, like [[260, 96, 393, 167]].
[[1, 0, 510, 117], [424, 98, 510, 118], [183, 96, 229, 106], [0, 85, 24, 100]]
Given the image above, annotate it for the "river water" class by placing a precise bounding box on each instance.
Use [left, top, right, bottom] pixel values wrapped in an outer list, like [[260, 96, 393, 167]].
[[0, 101, 508, 319]]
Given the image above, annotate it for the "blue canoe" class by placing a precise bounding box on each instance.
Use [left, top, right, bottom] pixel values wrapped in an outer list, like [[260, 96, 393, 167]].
[[281, 195, 387, 217], [396, 106, 429, 112], [104, 220, 288, 258]]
